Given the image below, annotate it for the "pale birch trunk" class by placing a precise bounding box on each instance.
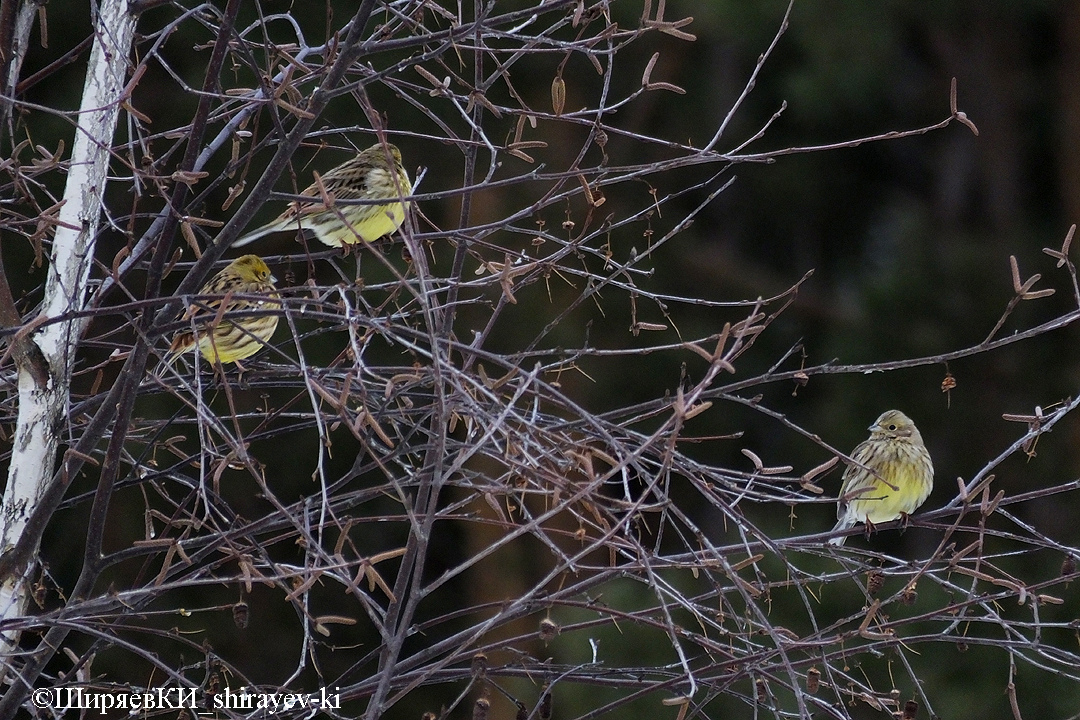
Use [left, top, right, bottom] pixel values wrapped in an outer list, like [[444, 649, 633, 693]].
[[0, 0, 135, 644]]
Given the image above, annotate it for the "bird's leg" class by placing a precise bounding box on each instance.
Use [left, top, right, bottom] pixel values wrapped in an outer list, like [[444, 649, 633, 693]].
[[234, 360, 250, 388], [898, 512, 911, 534], [863, 518, 876, 540]]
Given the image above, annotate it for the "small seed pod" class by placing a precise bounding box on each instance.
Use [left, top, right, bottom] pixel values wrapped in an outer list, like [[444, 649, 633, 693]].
[[539, 617, 560, 643], [539, 690, 552, 720], [902, 699, 919, 719], [473, 698, 490, 720], [1062, 554, 1076, 578], [866, 570, 885, 596], [232, 600, 249, 629], [551, 76, 566, 116], [806, 666, 820, 694]]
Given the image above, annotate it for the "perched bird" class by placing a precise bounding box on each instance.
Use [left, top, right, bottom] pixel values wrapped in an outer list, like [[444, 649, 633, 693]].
[[167, 255, 280, 365], [829, 409, 934, 546], [232, 143, 411, 249]]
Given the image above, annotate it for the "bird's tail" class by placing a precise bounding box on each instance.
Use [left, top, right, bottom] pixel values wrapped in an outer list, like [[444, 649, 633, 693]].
[[231, 224, 277, 248], [827, 518, 852, 546], [153, 333, 193, 378]]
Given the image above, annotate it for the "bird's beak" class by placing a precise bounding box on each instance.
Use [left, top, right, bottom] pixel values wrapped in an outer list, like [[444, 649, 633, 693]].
[[271, 274, 278, 283]]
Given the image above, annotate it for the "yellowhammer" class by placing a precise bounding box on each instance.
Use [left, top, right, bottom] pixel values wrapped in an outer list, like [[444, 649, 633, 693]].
[[232, 143, 411, 249], [828, 409, 934, 546], [167, 254, 280, 365]]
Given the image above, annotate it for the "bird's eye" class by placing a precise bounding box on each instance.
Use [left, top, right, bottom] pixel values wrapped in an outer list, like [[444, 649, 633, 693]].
[[888, 424, 897, 431]]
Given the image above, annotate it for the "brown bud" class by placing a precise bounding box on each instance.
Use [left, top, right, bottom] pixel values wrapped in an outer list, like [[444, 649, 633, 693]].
[[471, 652, 487, 677], [755, 678, 767, 703], [31, 581, 46, 609], [901, 585, 918, 606], [902, 699, 918, 719], [473, 698, 490, 720], [1062, 555, 1076, 578], [805, 666, 820, 694]]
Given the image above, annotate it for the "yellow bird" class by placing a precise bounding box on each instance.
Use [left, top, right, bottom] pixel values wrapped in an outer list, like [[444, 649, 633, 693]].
[[167, 255, 280, 365], [829, 409, 934, 546], [232, 143, 411, 248]]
